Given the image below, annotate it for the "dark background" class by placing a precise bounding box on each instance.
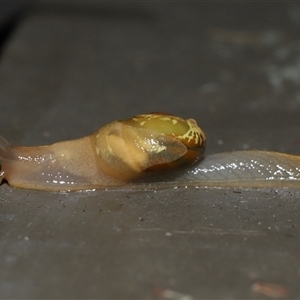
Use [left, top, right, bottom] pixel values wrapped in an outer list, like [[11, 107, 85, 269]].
[[0, 2, 299, 299]]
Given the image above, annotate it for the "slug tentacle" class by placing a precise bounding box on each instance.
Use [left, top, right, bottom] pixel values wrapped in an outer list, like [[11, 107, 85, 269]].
[[0, 135, 13, 184], [0, 135, 12, 160]]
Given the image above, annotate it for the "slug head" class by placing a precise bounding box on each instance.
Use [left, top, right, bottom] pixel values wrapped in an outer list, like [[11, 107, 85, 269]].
[[93, 113, 206, 180]]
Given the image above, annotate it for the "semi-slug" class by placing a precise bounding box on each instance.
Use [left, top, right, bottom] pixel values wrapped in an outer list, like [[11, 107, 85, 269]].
[[0, 113, 299, 191]]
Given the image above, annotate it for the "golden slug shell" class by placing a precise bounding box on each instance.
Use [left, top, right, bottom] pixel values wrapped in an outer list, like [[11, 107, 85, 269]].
[[93, 113, 205, 179]]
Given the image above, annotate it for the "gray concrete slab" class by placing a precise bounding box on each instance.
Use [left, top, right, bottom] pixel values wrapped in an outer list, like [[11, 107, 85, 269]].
[[0, 2, 300, 299]]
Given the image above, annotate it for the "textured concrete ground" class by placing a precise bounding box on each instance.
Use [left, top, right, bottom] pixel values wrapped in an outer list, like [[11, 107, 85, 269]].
[[0, 2, 299, 299]]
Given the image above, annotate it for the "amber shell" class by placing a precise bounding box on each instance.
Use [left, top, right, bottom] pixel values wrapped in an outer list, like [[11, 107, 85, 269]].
[[121, 113, 206, 171]]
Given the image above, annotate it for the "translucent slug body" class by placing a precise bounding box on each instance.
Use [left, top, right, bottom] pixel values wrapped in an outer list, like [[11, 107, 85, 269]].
[[147, 151, 300, 189], [0, 113, 299, 191]]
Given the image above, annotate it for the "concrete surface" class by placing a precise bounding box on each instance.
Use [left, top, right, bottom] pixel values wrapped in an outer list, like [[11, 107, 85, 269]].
[[0, 2, 300, 299]]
